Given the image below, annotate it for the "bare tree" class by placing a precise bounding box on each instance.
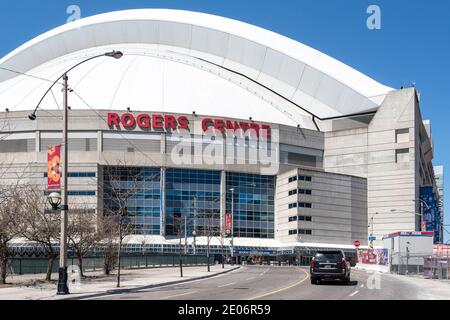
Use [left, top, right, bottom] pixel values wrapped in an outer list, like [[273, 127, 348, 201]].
[[0, 182, 22, 284], [97, 216, 118, 276], [67, 206, 100, 278], [102, 166, 140, 288], [19, 186, 60, 281], [0, 161, 45, 284]]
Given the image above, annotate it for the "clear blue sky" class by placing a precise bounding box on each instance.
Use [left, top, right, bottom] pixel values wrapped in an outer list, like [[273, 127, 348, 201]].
[[1, 0, 449, 241]]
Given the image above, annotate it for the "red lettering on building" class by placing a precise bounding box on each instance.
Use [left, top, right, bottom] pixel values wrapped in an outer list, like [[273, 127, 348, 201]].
[[108, 112, 120, 128], [152, 114, 164, 129], [239, 122, 249, 133], [137, 114, 151, 129], [164, 115, 177, 130], [202, 118, 213, 132], [214, 119, 225, 132], [106, 112, 270, 138], [226, 120, 238, 132], [177, 116, 189, 130], [121, 113, 135, 128], [249, 123, 260, 138]]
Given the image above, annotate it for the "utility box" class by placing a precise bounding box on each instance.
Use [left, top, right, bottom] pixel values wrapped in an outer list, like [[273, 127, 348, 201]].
[[382, 231, 434, 274]]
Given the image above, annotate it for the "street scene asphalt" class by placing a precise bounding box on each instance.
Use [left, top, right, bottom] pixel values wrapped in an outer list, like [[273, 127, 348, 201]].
[[92, 266, 450, 300]]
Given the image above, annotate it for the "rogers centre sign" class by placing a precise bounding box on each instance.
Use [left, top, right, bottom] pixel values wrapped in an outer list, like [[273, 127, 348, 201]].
[[107, 112, 271, 137]]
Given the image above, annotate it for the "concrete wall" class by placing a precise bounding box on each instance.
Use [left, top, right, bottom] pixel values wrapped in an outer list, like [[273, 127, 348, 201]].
[[324, 88, 436, 245], [275, 168, 367, 245]]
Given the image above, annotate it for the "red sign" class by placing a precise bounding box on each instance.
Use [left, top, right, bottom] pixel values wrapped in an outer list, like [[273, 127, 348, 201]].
[[361, 250, 376, 264], [201, 118, 271, 139], [107, 112, 271, 138], [47, 145, 61, 190], [108, 112, 189, 131], [354, 240, 361, 248], [225, 213, 233, 235], [361, 249, 388, 265]]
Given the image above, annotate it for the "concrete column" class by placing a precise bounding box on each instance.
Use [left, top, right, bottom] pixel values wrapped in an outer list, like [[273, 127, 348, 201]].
[[35, 130, 40, 152], [97, 131, 102, 161], [160, 167, 166, 237], [35, 131, 40, 163], [220, 170, 226, 236]]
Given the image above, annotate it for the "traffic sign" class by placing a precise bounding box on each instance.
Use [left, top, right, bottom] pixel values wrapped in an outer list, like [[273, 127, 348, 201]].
[[354, 240, 361, 248], [369, 236, 376, 241]]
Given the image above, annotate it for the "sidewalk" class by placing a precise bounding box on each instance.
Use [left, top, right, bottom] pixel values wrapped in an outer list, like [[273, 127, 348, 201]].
[[0, 265, 240, 300], [383, 272, 450, 300]]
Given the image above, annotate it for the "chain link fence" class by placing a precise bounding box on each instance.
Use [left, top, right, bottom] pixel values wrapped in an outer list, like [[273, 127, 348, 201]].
[[392, 254, 449, 280]]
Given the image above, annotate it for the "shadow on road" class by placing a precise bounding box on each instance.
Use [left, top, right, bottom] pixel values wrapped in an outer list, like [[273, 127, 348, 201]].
[[315, 280, 358, 287]]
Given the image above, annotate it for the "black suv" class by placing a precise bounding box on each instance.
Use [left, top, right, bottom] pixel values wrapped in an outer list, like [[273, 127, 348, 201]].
[[310, 250, 351, 285]]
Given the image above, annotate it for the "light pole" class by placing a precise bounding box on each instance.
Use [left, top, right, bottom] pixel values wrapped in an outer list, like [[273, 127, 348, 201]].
[[184, 215, 188, 255], [230, 188, 235, 266], [178, 216, 183, 278], [406, 241, 411, 275], [227, 183, 256, 266], [221, 233, 225, 269], [414, 199, 430, 232], [28, 50, 123, 295], [369, 212, 379, 248], [193, 196, 197, 255]]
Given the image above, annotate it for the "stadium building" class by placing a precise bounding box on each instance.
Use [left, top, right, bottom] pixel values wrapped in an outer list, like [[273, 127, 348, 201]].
[[0, 9, 440, 258]]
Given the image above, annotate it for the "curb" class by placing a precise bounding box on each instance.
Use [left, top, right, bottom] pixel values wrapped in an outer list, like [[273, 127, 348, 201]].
[[61, 266, 241, 300]]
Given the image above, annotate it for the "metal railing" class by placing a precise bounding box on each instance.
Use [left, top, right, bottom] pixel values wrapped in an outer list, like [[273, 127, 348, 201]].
[[7, 254, 211, 275]]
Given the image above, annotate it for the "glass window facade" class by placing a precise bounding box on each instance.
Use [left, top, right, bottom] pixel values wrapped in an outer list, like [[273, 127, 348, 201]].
[[226, 172, 275, 239], [101, 167, 275, 239], [103, 167, 161, 235], [165, 168, 221, 237]]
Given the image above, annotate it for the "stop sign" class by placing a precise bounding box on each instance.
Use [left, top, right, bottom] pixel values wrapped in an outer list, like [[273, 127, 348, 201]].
[[354, 240, 361, 248]]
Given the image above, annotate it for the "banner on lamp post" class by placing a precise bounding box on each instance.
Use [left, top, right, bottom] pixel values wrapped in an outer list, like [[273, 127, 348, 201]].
[[421, 221, 427, 232], [47, 145, 61, 190], [225, 213, 233, 236]]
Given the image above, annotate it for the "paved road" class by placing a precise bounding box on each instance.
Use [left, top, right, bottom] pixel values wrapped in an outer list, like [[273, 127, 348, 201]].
[[92, 266, 450, 300]]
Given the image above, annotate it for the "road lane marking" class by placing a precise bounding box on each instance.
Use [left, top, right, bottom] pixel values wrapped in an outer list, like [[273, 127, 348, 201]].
[[246, 277, 256, 281], [259, 268, 270, 277], [349, 291, 359, 297], [85, 267, 245, 300], [247, 269, 309, 300], [218, 282, 236, 288], [160, 290, 198, 300]]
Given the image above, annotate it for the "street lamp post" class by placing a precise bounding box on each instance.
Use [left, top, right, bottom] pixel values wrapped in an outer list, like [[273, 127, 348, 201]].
[[28, 51, 123, 295], [58, 73, 69, 294], [193, 196, 198, 255], [369, 212, 379, 248], [416, 199, 430, 232], [227, 183, 256, 266], [406, 241, 411, 275], [178, 217, 183, 278], [221, 234, 225, 269], [184, 215, 188, 255], [230, 188, 235, 266]]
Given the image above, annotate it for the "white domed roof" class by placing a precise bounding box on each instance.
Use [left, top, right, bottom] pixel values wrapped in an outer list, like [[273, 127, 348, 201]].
[[0, 9, 393, 130]]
